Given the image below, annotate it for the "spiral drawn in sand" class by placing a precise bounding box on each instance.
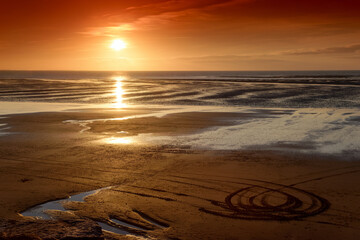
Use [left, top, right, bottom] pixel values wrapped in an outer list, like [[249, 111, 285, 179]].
[[200, 182, 330, 220]]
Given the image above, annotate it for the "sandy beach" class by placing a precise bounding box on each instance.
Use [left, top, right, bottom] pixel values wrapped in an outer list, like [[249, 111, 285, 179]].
[[0, 106, 359, 239], [2, 0, 360, 237]]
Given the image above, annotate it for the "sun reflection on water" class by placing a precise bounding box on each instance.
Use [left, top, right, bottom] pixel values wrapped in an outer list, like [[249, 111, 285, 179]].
[[113, 76, 127, 108]]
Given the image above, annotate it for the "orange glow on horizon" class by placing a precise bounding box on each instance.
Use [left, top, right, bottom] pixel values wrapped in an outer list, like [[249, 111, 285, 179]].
[[1, 0, 360, 70]]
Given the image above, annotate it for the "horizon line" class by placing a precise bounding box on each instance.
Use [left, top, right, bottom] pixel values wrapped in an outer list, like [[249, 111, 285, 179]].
[[1, 69, 360, 72]]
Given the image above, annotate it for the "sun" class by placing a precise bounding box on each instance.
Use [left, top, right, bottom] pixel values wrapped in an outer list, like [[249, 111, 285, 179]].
[[110, 39, 127, 51]]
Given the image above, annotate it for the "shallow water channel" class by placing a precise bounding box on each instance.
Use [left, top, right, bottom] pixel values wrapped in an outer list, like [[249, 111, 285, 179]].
[[21, 186, 166, 236]]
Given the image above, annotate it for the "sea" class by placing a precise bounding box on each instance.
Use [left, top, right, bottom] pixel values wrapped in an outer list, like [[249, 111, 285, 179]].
[[1, 70, 360, 156], [0, 70, 360, 108]]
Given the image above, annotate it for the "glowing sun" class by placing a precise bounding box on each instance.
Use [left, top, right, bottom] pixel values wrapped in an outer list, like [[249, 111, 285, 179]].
[[110, 39, 127, 51]]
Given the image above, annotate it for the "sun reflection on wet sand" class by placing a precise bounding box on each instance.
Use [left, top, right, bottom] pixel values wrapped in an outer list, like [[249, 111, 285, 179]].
[[105, 137, 133, 144], [113, 76, 127, 108]]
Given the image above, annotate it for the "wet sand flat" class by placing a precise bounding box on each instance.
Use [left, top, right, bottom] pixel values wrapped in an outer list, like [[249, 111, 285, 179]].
[[0, 108, 359, 239]]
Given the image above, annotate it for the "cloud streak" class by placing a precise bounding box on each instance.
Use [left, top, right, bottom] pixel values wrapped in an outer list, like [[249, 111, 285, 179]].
[[82, 0, 241, 35], [285, 44, 360, 55]]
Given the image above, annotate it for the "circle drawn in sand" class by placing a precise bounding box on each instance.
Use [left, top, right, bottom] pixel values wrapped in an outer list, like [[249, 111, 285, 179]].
[[200, 182, 330, 221]]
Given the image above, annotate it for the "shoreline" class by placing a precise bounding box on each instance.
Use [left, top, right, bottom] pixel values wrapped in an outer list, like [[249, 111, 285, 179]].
[[2, 102, 360, 156]]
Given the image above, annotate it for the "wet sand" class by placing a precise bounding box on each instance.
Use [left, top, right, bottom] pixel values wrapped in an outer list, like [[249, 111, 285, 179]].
[[0, 107, 360, 239]]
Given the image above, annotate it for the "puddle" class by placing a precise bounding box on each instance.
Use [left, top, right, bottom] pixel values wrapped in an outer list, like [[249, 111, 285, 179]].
[[20, 187, 165, 237], [110, 218, 148, 230], [97, 222, 131, 235], [134, 210, 169, 228], [21, 199, 67, 220], [68, 189, 99, 202], [21, 187, 110, 220]]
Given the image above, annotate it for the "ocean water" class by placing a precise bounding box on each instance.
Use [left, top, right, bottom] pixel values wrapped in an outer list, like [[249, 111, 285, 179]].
[[1, 70, 360, 156], [1, 70, 360, 108]]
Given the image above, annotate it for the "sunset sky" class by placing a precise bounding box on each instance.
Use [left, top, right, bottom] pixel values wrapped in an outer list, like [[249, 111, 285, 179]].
[[1, 0, 360, 71]]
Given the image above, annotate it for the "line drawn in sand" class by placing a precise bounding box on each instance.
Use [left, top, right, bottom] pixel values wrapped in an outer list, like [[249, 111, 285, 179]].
[[199, 180, 330, 220]]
